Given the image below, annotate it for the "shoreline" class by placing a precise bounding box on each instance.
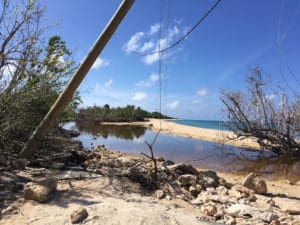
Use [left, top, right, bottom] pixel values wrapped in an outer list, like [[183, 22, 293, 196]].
[[100, 119, 261, 150]]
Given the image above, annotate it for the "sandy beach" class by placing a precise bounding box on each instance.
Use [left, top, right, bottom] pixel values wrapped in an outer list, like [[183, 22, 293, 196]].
[[146, 119, 261, 150]]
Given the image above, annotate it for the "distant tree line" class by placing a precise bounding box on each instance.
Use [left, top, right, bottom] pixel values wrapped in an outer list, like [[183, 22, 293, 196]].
[[76, 104, 173, 122]]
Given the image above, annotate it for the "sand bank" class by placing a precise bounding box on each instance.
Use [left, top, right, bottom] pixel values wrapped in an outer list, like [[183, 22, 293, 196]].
[[147, 119, 261, 150], [99, 119, 261, 149]]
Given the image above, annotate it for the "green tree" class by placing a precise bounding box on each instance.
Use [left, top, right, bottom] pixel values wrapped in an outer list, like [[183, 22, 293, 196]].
[[0, 1, 80, 156]]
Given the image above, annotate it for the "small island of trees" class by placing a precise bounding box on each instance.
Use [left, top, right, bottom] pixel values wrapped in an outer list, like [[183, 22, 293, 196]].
[[76, 104, 174, 122]]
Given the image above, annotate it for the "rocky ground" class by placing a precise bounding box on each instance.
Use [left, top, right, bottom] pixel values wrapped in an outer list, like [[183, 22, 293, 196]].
[[0, 130, 300, 225]]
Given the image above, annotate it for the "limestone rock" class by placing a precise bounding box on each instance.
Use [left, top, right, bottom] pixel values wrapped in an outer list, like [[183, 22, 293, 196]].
[[201, 204, 217, 217], [71, 207, 88, 224], [255, 212, 278, 222], [230, 184, 256, 201], [154, 190, 165, 199], [226, 203, 256, 217], [24, 178, 57, 203], [242, 173, 267, 194], [274, 197, 300, 215], [177, 174, 198, 187], [224, 215, 236, 225]]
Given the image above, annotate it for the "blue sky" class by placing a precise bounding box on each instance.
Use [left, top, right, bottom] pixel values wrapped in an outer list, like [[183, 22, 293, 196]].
[[42, 0, 300, 120]]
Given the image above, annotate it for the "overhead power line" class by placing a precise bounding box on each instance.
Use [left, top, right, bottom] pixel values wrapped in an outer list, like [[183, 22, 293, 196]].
[[140, 0, 222, 56]]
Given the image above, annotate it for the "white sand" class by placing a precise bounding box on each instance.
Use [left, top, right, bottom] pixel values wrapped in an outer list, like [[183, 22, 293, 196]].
[[0, 177, 211, 225], [146, 119, 261, 150]]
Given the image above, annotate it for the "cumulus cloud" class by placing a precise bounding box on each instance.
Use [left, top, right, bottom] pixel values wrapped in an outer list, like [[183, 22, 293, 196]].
[[136, 73, 160, 87], [123, 22, 187, 65], [91, 57, 109, 70], [132, 92, 147, 101], [149, 23, 160, 35], [167, 100, 179, 109], [197, 88, 208, 96], [123, 32, 145, 53]]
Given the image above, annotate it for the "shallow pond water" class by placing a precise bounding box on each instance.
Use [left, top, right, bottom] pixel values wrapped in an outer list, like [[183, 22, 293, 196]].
[[63, 121, 300, 181]]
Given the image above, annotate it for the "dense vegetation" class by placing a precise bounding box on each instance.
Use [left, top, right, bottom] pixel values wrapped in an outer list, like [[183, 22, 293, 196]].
[[221, 67, 300, 157], [0, 0, 81, 157], [76, 104, 173, 122]]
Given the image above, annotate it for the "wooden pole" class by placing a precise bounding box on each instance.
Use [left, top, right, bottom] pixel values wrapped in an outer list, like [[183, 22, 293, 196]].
[[19, 0, 135, 158]]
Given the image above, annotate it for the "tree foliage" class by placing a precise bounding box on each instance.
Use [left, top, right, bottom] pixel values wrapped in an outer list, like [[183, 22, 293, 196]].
[[220, 67, 300, 156], [76, 105, 173, 122], [0, 0, 80, 156]]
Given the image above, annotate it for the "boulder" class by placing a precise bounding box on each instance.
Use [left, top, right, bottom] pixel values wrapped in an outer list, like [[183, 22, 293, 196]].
[[177, 174, 198, 187], [242, 173, 267, 194], [71, 207, 88, 224], [167, 163, 198, 175], [24, 178, 57, 203]]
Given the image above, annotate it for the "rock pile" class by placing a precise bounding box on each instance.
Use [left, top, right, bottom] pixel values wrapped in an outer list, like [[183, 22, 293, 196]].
[[84, 147, 300, 225]]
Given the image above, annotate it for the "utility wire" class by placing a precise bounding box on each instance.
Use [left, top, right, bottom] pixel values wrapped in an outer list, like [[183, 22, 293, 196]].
[[129, 0, 222, 56]]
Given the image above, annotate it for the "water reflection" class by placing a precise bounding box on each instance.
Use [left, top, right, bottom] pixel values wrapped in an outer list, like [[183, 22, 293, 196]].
[[75, 121, 146, 140], [62, 121, 300, 180]]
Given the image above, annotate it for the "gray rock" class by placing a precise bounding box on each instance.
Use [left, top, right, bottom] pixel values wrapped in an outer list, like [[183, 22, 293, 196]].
[[167, 163, 198, 175], [71, 207, 88, 224], [24, 178, 57, 203], [9, 159, 28, 170], [242, 173, 267, 194]]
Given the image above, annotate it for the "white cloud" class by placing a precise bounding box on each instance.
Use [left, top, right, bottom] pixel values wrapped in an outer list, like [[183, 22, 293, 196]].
[[197, 88, 208, 96], [167, 100, 179, 109], [136, 73, 160, 87], [132, 92, 147, 101], [123, 22, 187, 65], [150, 73, 159, 82], [91, 57, 109, 70], [104, 79, 113, 88], [94, 79, 115, 97], [140, 41, 154, 52], [123, 32, 145, 53], [149, 23, 160, 35]]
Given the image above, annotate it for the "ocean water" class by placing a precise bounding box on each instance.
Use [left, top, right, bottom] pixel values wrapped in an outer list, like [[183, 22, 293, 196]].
[[175, 119, 230, 131]]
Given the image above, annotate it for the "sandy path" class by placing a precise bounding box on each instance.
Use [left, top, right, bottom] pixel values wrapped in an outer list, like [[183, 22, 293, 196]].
[[0, 177, 212, 225]]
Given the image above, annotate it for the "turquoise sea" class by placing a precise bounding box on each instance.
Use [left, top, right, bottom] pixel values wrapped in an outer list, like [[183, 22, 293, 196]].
[[175, 119, 230, 131]]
